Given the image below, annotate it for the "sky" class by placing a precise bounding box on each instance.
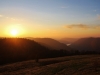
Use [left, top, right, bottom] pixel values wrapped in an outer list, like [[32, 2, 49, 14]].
[[0, 0, 100, 39]]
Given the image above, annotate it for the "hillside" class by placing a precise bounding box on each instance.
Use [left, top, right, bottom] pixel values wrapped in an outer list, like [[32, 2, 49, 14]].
[[28, 38, 71, 50], [0, 55, 100, 75], [0, 38, 49, 65], [70, 37, 100, 52]]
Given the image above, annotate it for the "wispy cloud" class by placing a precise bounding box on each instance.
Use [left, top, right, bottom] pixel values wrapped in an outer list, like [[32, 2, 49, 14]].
[[6, 17, 9, 19], [61, 6, 69, 8], [93, 25, 100, 29], [9, 18, 23, 21], [0, 14, 23, 21], [6, 17, 17, 21], [93, 10, 97, 12], [64, 24, 100, 29], [97, 14, 100, 20], [0, 15, 3, 17]]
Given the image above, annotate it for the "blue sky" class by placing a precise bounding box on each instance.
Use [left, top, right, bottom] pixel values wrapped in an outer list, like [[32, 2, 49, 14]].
[[0, 0, 100, 38]]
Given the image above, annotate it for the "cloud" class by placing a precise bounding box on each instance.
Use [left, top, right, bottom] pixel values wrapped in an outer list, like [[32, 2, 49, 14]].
[[65, 24, 89, 29], [61, 6, 69, 8], [11, 18, 16, 21], [93, 10, 97, 12], [93, 25, 100, 29], [5, 17, 23, 21], [64, 24, 100, 29], [0, 15, 3, 17], [0, 14, 23, 21], [97, 14, 100, 20], [6, 17, 9, 18]]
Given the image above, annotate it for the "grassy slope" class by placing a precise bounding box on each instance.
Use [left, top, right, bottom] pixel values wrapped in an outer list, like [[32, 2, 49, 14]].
[[0, 55, 100, 75]]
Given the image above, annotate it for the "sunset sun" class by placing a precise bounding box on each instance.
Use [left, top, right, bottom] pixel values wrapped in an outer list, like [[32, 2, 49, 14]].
[[5, 24, 25, 37], [10, 29, 18, 37]]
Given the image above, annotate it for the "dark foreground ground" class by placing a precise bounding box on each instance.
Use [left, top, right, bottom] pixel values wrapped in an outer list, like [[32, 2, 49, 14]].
[[0, 55, 100, 75]]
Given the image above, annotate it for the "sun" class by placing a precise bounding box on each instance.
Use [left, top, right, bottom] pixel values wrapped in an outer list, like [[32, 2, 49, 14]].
[[5, 24, 25, 37], [10, 29, 18, 37]]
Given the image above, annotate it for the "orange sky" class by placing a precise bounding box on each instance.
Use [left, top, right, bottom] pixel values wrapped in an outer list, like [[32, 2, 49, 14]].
[[0, 0, 100, 39]]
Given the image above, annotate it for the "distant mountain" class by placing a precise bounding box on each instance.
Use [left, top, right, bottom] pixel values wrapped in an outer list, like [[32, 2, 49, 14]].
[[58, 38, 79, 44], [70, 37, 100, 52], [28, 38, 71, 50]]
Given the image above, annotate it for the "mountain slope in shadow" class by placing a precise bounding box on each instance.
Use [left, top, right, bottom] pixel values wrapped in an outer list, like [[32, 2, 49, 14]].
[[28, 38, 71, 50], [59, 38, 79, 44], [0, 38, 49, 65], [70, 37, 100, 52]]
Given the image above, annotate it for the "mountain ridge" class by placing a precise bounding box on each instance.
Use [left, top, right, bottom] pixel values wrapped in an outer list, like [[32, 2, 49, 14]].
[[28, 37, 71, 51], [70, 37, 100, 52]]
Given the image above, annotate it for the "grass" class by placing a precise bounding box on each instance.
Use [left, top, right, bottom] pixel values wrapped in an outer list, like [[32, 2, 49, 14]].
[[0, 55, 100, 75]]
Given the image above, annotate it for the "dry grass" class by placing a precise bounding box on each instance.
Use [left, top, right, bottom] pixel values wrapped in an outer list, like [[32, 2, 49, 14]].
[[0, 55, 100, 75]]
